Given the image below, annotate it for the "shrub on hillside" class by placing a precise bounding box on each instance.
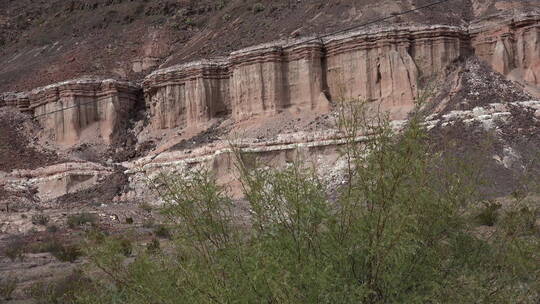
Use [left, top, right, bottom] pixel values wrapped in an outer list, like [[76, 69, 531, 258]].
[[72, 100, 540, 303], [31, 213, 50, 226], [475, 200, 502, 226], [0, 276, 17, 300], [3, 238, 26, 261], [67, 213, 98, 228]]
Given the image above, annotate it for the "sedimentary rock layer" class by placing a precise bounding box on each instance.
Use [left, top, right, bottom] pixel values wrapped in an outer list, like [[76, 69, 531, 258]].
[[143, 25, 473, 126], [2, 162, 114, 201], [1, 14, 539, 143], [143, 14, 539, 129], [1, 79, 141, 146], [143, 60, 230, 130], [471, 12, 540, 88], [142, 24, 472, 126]]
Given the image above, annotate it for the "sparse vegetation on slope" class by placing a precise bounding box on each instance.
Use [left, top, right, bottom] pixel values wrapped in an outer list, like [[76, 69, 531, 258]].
[[58, 101, 539, 304]]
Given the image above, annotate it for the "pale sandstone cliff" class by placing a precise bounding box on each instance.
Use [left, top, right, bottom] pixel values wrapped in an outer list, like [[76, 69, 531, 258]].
[[1, 79, 140, 146], [142, 14, 538, 131], [471, 13, 540, 92], [1, 13, 539, 147]]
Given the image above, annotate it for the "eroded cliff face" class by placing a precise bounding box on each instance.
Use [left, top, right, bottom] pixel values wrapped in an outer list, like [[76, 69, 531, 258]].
[[143, 23, 471, 126], [143, 14, 539, 128], [325, 25, 470, 118], [1, 13, 539, 146], [1, 79, 140, 146], [471, 13, 540, 93], [143, 61, 230, 130]]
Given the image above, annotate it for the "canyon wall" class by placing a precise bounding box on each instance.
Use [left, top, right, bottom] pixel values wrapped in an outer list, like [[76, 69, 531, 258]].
[[1, 14, 539, 144], [143, 61, 230, 130], [324, 25, 469, 118], [143, 24, 472, 127], [471, 13, 540, 90], [143, 15, 539, 130], [1, 79, 141, 146]]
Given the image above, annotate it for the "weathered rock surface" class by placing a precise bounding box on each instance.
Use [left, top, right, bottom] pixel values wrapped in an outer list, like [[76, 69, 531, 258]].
[[1, 13, 539, 146], [471, 12, 540, 93], [2, 3, 540, 303], [143, 14, 539, 129], [1, 78, 141, 146]]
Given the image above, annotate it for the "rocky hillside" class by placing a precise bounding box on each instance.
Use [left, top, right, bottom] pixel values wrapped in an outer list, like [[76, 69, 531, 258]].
[[1, 0, 540, 302], [1, 0, 538, 92]]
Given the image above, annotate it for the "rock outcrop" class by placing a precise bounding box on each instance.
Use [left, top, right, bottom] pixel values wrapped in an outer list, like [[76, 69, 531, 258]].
[[142, 13, 540, 129], [1, 13, 539, 145], [143, 60, 230, 130], [3, 162, 114, 201], [1, 79, 141, 146], [471, 13, 540, 90], [144, 24, 470, 128]]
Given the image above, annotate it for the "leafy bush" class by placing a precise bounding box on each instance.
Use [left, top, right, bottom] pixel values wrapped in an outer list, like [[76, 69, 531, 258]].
[[32, 213, 50, 226], [73, 100, 540, 303], [138, 202, 153, 213], [67, 213, 98, 228], [0, 276, 17, 300], [215, 0, 226, 10], [27, 239, 82, 263], [146, 238, 160, 254], [252, 3, 265, 13], [3, 238, 26, 261], [475, 200, 502, 226], [51, 244, 82, 263], [153, 224, 171, 239], [27, 270, 92, 304], [142, 218, 155, 229], [46, 225, 59, 233], [184, 17, 195, 26], [118, 238, 133, 257]]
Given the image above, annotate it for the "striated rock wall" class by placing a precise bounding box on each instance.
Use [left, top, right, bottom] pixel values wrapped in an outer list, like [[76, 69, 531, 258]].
[[325, 25, 469, 118], [1, 79, 141, 146], [2, 14, 539, 141], [3, 162, 114, 201], [143, 61, 230, 130], [143, 14, 539, 128], [471, 13, 540, 90], [143, 24, 475, 126]]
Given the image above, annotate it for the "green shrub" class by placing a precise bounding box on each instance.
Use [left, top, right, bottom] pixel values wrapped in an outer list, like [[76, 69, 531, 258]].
[[138, 202, 153, 213], [215, 0, 226, 10], [3, 238, 26, 261], [142, 218, 155, 229], [500, 204, 538, 236], [184, 17, 195, 26], [27, 270, 91, 304], [46, 225, 59, 233], [52, 244, 82, 263], [0, 276, 17, 300], [67, 213, 98, 228], [252, 3, 265, 13], [146, 238, 160, 254], [74, 100, 540, 303], [118, 238, 133, 257], [32, 213, 50, 226], [153, 224, 171, 239], [475, 201, 502, 226], [27, 239, 82, 263]]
